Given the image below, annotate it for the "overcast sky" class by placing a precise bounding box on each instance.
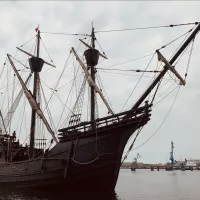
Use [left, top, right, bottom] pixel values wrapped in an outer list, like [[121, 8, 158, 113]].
[[0, 1, 200, 164]]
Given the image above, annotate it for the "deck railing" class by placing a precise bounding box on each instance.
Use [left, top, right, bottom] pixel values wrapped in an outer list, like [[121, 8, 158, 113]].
[[59, 104, 152, 137]]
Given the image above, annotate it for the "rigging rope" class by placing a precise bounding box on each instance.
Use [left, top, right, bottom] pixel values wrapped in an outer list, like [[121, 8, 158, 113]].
[[100, 27, 194, 71], [2, 43, 33, 123], [40, 32, 90, 37], [151, 82, 176, 103], [0, 59, 7, 81], [42, 51, 72, 113], [95, 22, 199, 33], [68, 77, 87, 127], [121, 63, 162, 164], [122, 85, 181, 162], [97, 68, 160, 73], [185, 38, 195, 80], [56, 74, 83, 91], [43, 40, 83, 117], [132, 86, 181, 151], [96, 72, 115, 112], [17, 85, 29, 139], [157, 28, 193, 51], [10, 56, 30, 70], [120, 52, 156, 112], [166, 70, 179, 84], [40, 22, 199, 36], [98, 70, 169, 79], [153, 85, 179, 107], [9, 74, 16, 133], [87, 84, 90, 121], [19, 36, 36, 48], [150, 77, 163, 105], [95, 92, 99, 119], [121, 101, 151, 163], [40, 38, 55, 66], [40, 78, 73, 115], [40, 79, 56, 135], [103, 53, 155, 69], [170, 29, 194, 66], [6, 61, 11, 124], [95, 37, 107, 56], [57, 55, 83, 129]]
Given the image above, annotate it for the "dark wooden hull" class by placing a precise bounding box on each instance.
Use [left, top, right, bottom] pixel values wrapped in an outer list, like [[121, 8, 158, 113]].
[[0, 106, 151, 192]]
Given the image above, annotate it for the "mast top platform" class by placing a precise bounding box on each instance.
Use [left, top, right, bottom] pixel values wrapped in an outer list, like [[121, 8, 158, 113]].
[[84, 48, 100, 66], [84, 26, 100, 67], [29, 57, 44, 72]]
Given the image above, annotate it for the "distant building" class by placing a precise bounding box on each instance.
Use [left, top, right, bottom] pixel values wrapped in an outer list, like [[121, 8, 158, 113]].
[[174, 159, 200, 167], [186, 159, 200, 167], [174, 160, 185, 167]]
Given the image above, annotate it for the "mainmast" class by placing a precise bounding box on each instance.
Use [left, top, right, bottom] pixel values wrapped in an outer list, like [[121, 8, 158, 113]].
[[90, 27, 96, 123], [71, 25, 114, 122], [29, 29, 43, 158]]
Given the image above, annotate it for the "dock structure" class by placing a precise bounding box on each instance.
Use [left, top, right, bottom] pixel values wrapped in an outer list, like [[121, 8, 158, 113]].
[[121, 162, 166, 169], [121, 161, 200, 171], [121, 142, 200, 171]]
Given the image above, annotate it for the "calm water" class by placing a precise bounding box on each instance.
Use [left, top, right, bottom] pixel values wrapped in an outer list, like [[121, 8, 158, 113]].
[[0, 169, 200, 200]]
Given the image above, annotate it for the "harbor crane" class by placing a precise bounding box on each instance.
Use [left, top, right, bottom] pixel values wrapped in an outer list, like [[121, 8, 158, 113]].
[[131, 153, 141, 171]]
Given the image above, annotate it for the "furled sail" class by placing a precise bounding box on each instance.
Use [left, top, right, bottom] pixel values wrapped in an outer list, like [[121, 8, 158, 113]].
[[7, 54, 58, 143], [71, 48, 114, 115], [0, 73, 32, 132]]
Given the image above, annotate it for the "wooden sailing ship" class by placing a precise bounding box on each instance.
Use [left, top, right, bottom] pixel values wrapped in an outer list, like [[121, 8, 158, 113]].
[[0, 22, 199, 193]]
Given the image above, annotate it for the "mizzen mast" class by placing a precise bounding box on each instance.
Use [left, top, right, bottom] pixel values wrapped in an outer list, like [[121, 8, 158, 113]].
[[9, 28, 58, 145]]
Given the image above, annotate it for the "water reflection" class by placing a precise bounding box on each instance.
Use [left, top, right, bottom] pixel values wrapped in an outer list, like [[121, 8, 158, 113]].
[[2, 169, 200, 200], [0, 187, 121, 200]]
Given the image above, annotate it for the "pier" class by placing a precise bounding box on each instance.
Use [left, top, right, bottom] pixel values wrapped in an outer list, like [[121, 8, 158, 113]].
[[121, 162, 200, 171], [124, 142, 200, 171]]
